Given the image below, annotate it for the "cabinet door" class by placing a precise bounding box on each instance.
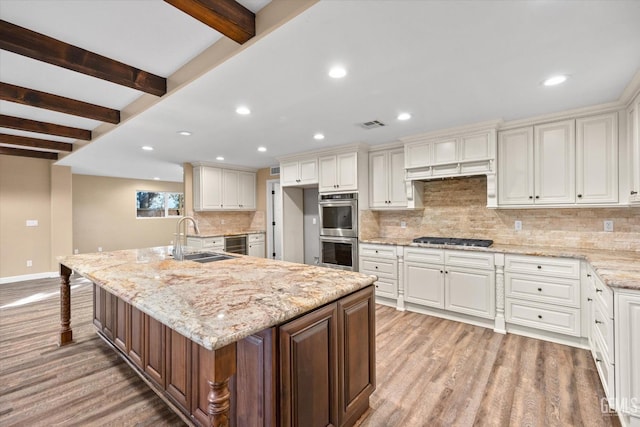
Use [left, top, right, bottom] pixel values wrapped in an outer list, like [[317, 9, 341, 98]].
[[369, 151, 388, 207], [628, 97, 640, 202], [433, 138, 458, 164], [238, 171, 256, 209], [103, 290, 116, 340], [318, 155, 337, 192], [404, 262, 445, 308], [445, 267, 495, 319], [281, 161, 300, 186], [248, 242, 265, 258], [388, 148, 408, 206], [299, 158, 318, 185], [337, 287, 375, 427], [336, 152, 358, 191], [280, 303, 338, 427], [498, 127, 534, 205], [405, 141, 431, 168], [145, 315, 166, 388], [534, 120, 575, 204], [222, 169, 240, 209], [615, 292, 640, 417], [129, 306, 144, 369], [460, 132, 491, 161], [166, 329, 191, 411], [201, 166, 223, 210], [114, 297, 128, 352], [576, 114, 618, 203]]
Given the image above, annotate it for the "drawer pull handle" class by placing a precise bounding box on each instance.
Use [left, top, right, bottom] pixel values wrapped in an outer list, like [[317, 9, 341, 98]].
[[587, 273, 592, 278], [595, 320, 603, 325], [537, 288, 542, 292], [375, 285, 379, 288], [577, 194, 582, 198], [587, 298, 593, 302], [596, 358, 602, 363], [631, 190, 638, 195], [537, 315, 543, 319], [596, 288, 603, 293], [537, 265, 542, 269]]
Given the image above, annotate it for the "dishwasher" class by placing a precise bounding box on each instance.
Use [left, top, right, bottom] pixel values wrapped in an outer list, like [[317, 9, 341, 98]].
[[224, 235, 247, 255]]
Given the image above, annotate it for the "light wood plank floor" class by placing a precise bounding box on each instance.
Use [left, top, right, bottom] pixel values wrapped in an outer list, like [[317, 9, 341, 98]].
[[0, 277, 620, 427]]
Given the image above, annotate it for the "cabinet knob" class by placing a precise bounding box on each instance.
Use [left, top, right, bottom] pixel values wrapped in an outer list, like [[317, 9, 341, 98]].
[[587, 274, 591, 278], [440, 270, 444, 274], [537, 265, 542, 269], [375, 266, 378, 269], [596, 288, 603, 293], [375, 285, 379, 288], [375, 250, 378, 253], [529, 196, 533, 199], [537, 288, 542, 292], [535, 195, 540, 199], [537, 315, 543, 319], [631, 190, 638, 195], [595, 320, 603, 325], [577, 194, 582, 198], [445, 271, 449, 274], [596, 358, 602, 363], [587, 298, 593, 302]]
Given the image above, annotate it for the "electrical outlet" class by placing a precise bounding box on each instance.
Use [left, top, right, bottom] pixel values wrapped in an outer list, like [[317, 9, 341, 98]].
[[312, 217, 317, 225], [26, 219, 38, 227], [515, 220, 522, 231], [604, 220, 614, 232], [400, 221, 407, 228], [26, 260, 32, 267], [98, 247, 103, 252], [74, 249, 79, 254], [221, 219, 225, 225]]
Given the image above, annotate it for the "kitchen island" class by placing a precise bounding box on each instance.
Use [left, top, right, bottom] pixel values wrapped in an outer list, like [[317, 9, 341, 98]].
[[58, 247, 376, 427]]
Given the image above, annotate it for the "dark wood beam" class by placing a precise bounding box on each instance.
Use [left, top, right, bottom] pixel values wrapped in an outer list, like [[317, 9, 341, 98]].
[[0, 114, 91, 140], [0, 133, 73, 152], [0, 20, 167, 97], [0, 82, 120, 124], [0, 146, 58, 160], [164, 0, 255, 44]]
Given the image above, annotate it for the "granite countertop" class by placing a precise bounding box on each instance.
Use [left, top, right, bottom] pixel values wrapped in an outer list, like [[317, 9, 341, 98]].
[[360, 238, 640, 291], [187, 230, 266, 238], [58, 247, 375, 351]]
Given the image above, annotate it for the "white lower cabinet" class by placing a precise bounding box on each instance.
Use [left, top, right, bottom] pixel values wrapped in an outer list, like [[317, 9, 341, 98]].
[[248, 233, 265, 258], [615, 290, 640, 425], [359, 244, 398, 300], [185, 236, 224, 251], [404, 248, 495, 320]]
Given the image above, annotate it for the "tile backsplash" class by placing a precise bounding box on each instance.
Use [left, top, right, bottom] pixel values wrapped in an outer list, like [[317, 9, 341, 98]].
[[192, 211, 265, 235], [361, 176, 640, 252]]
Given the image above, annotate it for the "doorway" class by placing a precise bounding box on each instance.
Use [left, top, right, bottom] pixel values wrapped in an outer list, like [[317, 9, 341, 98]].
[[266, 180, 282, 260]]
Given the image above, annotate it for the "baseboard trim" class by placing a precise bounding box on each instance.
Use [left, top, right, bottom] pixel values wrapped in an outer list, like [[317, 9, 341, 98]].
[[0, 271, 59, 284]]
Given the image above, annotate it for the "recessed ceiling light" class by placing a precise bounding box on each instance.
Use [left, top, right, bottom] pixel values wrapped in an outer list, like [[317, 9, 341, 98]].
[[216, 156, 224, 161], [397, 113, 412, 121], [177, 130, 192, 136], [236, 106, 251, 115], [142, 146, 154, 151], [313, 133, 325, 140], [543, 75, 568, 86], [153, 177, 160, 180], [257, 146, 267, 152], [328, 66, 347, 79]]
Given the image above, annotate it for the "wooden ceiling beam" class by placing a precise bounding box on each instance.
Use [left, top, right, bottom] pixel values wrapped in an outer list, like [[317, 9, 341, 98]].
[[164, 0, 255, 44], [0, 133, 73, 152], [0, 82, 120, 124], [0, 114, 91, 141], [0, 146, 58, 160], [0, 20, 167, 97]]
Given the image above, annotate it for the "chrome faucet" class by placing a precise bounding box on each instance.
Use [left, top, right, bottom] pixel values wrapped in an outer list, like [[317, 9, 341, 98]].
[[174, 216, 200, 261]]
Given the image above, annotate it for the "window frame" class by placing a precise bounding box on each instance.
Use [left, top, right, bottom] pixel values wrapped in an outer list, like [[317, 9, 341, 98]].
[[136, 190, 184, 219]]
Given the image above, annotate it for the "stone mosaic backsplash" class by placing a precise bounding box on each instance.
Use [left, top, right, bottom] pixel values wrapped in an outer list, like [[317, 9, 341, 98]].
[[360, 176, 640, 252], [191, 210, 266, 235]]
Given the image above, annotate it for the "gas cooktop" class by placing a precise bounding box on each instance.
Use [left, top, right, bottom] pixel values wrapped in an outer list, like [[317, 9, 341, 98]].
[[412, 237, 494, 247]]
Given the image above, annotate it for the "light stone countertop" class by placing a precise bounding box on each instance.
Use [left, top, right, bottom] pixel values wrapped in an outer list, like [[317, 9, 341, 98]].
[[359, 238, 640, 291], [58, 247, 376, 351], [187, 230, 266, 238]]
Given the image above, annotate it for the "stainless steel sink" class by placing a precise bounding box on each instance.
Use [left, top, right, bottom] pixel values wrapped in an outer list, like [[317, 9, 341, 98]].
[[181, 252, 236, 263]]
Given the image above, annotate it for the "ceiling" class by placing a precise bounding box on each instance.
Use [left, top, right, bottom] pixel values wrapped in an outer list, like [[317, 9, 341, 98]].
[[2, 0, 640, 182]]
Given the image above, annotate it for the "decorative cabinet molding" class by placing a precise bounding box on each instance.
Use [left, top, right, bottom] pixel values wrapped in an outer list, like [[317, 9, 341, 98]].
[[281, 158, 318, 187], [319, 152, 358, 192], [615, 290, 640, 425], [369, 148, 412, 209], [193, 165, 256, 211]]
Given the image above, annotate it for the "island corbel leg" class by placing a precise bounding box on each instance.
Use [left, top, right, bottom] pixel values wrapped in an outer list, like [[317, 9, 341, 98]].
[[58, 264, 73, 346], [207, 343, 237, 427]]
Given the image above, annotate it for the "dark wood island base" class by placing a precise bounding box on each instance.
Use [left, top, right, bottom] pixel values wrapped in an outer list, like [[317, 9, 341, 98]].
[[59, 265, 376, 427]]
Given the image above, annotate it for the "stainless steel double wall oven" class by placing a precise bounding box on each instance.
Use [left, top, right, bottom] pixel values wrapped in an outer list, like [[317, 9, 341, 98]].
[[318, 193, 358, 271]]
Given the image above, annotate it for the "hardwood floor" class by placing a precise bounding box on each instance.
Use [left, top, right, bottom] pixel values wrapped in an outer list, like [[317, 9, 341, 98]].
[[0, 277, 619, 427]]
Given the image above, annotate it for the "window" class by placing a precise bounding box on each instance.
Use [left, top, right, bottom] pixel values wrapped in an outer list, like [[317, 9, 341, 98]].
[[136, 191, 184, 218]]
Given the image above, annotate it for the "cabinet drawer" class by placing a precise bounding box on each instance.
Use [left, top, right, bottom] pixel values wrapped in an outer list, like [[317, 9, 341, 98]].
[[505, 255, 580, 279], [591, 331, 614, 400], [506, 299, 581, 336], [590, 273, 613, 319], [505, 273, 580, 307], [359, 244, 397, 258], [248, 234, 265, 243], [445, 250, 494, 270], [360, 257, 397, 280], [592, 301, 614, 360], [404, 248, 444, 264], [374, 279, 397, 299]]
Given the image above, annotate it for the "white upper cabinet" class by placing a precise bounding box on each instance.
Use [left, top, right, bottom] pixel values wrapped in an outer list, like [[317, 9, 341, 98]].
[[498, 127, 534, 205], [534, 120, 576, 204], [576, 113, 618, 204], [369, 148, 407, 208], [193, 166, 256, 211], [404, 129, 496, 180], [319, 152, 358, 192], [281, 158, 318, 187], [628, 94, 640, 204]]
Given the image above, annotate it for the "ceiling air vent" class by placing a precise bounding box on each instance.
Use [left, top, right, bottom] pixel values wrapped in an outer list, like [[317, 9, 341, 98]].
[[270, 166, 280, 176], [359, 120, 386, 130]]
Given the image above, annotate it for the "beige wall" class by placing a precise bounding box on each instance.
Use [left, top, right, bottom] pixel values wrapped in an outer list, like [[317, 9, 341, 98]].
[[0, 155, 74, 278], [362, 175, 640, 252], [72, 174, 183, 253]]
